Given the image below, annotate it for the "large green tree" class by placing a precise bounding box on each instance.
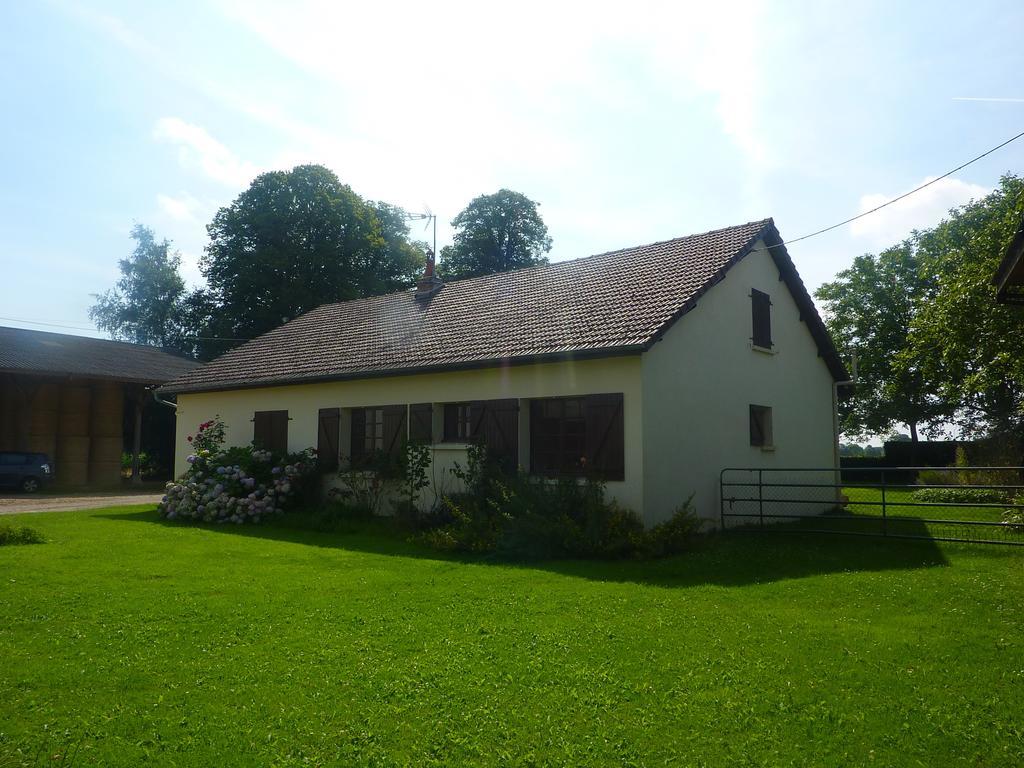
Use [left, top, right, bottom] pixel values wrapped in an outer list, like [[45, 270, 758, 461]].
[[89, 224, 192, 353], [909, 174, 1024, 442], [816, 242, 945, 442], [201, 165, 424, 344], [439, 189, 552, 280]]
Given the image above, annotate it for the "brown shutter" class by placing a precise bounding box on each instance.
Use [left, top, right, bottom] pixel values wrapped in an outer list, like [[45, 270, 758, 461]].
[[254, 410, 288, 454], [443, 404, 458, 441], [752, 289, 772, 348], [382, 405, 407, 458], [253, 411, 271, 449], [477, 399, 518, 473], [584, 394, 624, 481], [317, 408, 340, 471], [409, 403, 433, 443], [350, 408, 366, 460]]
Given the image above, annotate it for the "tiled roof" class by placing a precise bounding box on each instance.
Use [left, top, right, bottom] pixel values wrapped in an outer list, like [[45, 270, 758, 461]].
[[161, 218, 846, 393], [0, 326, 200, 384]]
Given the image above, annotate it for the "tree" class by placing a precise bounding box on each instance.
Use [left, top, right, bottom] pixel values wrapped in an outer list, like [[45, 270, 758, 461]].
[[909, 174, 1024, 444], [90, 224, 191, 352], [815, 242, 945, 443], [201, 165, 424, 344], [439, 189, 552, 280]]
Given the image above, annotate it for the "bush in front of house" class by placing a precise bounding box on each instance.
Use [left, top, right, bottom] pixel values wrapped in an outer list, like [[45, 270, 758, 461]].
[[409, 444, 704, 560], [0, 524, 45, 546], [158, 417, 316, 524]]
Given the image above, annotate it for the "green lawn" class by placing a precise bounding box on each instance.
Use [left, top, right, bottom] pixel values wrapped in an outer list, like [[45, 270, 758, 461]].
[[1, 507, 1023, 767]]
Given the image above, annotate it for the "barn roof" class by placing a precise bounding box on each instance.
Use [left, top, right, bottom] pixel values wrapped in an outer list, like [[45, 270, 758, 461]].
[[0, 326, 200, 385]]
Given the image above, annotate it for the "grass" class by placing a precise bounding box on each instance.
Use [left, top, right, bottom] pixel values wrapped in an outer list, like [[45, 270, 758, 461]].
[[1, 506, 1022, 766]]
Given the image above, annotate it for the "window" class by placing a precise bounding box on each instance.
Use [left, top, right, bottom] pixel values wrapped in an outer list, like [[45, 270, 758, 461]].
[[443, 400, 519, 471], [350, 405, 407, 462], [443, 403, 473, 441], [749, 404, 773, 448], [530, 394, 624, 480], [317, 408, 340, 471], [0, 453, 28, 466], [364, 408, 385, 453], [253, 410, 289, 454], [751, 289, 772, 349]]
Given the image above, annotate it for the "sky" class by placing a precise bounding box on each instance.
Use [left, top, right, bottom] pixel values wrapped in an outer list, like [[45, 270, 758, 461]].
[[1, 0, 1022, 342]]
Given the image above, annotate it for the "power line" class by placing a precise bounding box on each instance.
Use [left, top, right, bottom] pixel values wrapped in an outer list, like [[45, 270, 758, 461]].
[[4, 128, 1023, 336], [780, 127, 1024, 247]]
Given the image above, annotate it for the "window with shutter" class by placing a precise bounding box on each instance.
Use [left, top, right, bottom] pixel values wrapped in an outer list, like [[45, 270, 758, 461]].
[[443, 400, 519, 471], [317, 408, 340, 471], [529, 394, 623, 480], [751, 289, 772, 348], [253, 410, 288, 454], [350, 405, 407, 465], [749, 404, 773, 447], [443, 403, 473, 441]]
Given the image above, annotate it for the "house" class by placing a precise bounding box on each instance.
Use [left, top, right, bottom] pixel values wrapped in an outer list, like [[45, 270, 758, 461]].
[[0, 326, 199, 487], [159, 219, 847, 524], [994, 212, 1024, 304]]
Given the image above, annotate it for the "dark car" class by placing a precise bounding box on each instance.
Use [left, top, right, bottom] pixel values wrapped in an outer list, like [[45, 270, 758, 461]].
[[0, 452, 53, 493]]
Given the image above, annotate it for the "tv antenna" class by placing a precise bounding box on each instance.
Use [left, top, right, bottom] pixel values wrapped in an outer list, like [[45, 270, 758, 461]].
[[405, 208, 437, 266]]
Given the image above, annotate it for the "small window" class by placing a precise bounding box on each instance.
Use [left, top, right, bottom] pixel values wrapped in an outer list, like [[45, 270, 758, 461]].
[[749, 405, 773, 447], [443, 403, 474, 441], [751, 289, 772, 349]]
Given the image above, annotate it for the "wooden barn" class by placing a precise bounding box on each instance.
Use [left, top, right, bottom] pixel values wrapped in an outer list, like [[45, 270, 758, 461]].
[[0, 326, 198, 488]]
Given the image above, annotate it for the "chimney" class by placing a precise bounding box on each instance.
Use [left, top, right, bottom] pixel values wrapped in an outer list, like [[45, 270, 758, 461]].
[[415, 247, 443, 300]]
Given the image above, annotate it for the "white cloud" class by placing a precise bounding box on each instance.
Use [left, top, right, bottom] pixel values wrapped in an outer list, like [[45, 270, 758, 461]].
[[156, 192, 201, 222], [216, 0, 772, 176], [850, 176, 989, 245], [153, 117, 257, 187], [178, 251, 204, 288]]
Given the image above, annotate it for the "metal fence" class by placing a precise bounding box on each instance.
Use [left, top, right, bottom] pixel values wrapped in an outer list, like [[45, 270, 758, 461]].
[[719, 466, 1024, 546]]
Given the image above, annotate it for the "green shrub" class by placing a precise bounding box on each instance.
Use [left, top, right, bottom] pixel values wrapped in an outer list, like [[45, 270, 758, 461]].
[[0, 525, 45, 546], [915, 469, 958, 487], [910, 487, 1009, 504], [408, 448, 702, 560], [644, 499, 705, 557], [1004, 496, 1024, 530]]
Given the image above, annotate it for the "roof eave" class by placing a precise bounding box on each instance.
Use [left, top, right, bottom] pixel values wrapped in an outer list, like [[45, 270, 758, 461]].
[[0, 367, 187, 386], [157, 344, 647, 395]]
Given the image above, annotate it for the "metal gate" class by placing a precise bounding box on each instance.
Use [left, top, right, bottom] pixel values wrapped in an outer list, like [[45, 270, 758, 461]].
[[719, 466, 1024, 546]]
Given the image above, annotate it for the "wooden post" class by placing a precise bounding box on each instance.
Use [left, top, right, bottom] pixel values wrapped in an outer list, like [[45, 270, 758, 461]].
[[131, 389, 144, 486]]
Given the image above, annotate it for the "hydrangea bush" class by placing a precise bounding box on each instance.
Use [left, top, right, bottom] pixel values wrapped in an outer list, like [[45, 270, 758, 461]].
[[159, 417, 316, 524]]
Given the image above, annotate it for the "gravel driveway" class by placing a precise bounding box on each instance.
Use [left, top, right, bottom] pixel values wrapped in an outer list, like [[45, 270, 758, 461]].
[[0, 492, 163, 515]]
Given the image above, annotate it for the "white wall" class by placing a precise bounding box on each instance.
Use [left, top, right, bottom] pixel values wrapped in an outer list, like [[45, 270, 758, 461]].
[[173, 356, 645, 514], [640, 240, 837, 525]]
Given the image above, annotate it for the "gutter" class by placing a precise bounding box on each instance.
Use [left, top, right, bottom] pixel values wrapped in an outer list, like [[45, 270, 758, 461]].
[[152, 388, 178, 410]]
